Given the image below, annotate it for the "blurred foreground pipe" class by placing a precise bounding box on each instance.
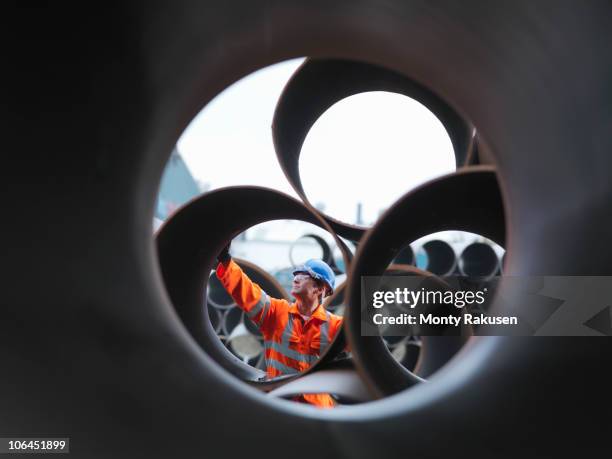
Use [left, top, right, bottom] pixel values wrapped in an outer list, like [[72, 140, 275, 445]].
[[390, 339, 421, 372], [413, 336, 467, 378], [207, 303, 222, 333], [5, 1, 612, 456], [207, 271, 236, 309], [267, 360, 372, 404]]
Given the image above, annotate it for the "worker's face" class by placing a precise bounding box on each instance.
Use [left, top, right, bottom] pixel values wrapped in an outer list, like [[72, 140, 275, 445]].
[[291, 273, 325, 302]]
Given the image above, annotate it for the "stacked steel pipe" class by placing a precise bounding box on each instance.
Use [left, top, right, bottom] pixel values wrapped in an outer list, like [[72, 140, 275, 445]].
[[157, 58, 507, 399]]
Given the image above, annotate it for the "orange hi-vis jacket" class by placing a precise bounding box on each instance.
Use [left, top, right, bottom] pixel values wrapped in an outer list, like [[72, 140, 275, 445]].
[[216, 260, 343, 408]]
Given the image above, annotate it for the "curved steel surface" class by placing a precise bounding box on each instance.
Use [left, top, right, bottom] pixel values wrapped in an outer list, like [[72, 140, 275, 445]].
[[156, 186, 350, 388], [325, 264, 456, 379], [345, 167, 505, 396], [272, 58, 472, 241], [268, 367, 371, 403], [3, 2, 612, 457], [459, 242, 500, 279]]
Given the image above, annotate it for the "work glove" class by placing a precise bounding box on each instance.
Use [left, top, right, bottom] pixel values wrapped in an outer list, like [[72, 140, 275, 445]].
[[217, 241, 232, 266]]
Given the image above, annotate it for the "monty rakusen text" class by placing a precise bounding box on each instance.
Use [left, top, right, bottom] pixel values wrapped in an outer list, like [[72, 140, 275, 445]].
[[370, 287, 518, 326]]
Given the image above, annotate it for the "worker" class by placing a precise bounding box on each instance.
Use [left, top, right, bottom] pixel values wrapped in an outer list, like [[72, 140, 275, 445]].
[[215, 242, 343, 408]]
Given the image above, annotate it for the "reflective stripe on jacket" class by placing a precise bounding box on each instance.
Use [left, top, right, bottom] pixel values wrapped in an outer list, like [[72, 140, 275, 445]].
[[216, 260, 343, 408]]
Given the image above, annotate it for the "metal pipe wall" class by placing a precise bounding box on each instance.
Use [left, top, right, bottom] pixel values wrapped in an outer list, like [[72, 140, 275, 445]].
[[3, 2, 612, 457]]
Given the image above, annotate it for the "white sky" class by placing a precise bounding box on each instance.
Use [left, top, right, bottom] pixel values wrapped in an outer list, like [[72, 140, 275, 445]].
[[177, 58, 455, 226]]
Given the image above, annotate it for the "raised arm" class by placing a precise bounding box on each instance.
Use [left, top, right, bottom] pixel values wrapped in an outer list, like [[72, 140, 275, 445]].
[[215, 259, 275, 335]]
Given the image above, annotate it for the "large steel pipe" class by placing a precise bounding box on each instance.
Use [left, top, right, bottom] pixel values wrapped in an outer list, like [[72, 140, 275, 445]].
[[5, 2, 612, 457], [157, 186, 350, 388], [345, 167, 505, 397], [272, 58, 473, 241], [226, 320, 263, 363]]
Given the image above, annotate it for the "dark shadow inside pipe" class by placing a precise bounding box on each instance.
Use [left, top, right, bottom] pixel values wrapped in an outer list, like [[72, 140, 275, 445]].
[[459, 242, 500, 278], [422, 240, 456, 275]]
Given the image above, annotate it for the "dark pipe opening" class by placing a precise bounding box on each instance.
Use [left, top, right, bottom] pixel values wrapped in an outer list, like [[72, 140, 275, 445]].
[[422, 240, 456, 276], [459, 242, 500, 278]]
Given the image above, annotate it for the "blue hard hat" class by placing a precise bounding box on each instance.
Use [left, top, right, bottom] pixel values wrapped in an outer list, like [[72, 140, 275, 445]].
[[292, 259, 336, 295]]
